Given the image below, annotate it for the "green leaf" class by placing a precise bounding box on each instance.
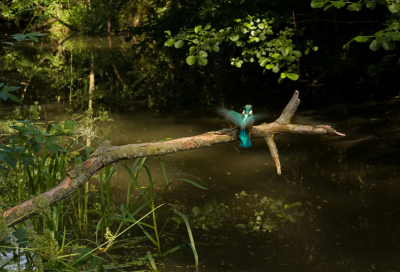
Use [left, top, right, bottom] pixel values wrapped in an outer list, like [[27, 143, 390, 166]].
[[51, 123, 63, 133], [176, 31, 187, 39], [174, 40, 184, 49], [90, 256, 98, 269], [265, 64, 275, 69], [281, 73, 287, 79], [230, 35, 240, 41], [164, 30, 171, 36], [258, 23, 265, 29], [272, 66, 280, 73], [258, 33, 266, 41], [347, 3, 362, 11], [199, 50, 208, 58], [292, 50, 302, 57], [287, 73, 299, 81], [0, 92, 8, 101], [324, 4, 333, 11], [194, 25, 202, 34], [186, 55, 196, 65], [2, 85, 20, 92], [164, 39, 175, 47], [201, 42, 210, 50], [331, 1, 346, 8], [45, 142, 63, 154], [332, 1, 346, 9], [369, 39, 381, 51], [25, 33, 39, 42], [11, 34, 27, 42], [6, 92, 22, 104], [189, 46, 197, 54], [20, 154, 35, 167], [192, 207, 202, 215], [197, 56, 208, 66], [366, 2, 376, 10], [389, 32, 400, 40], [259, 57, 268, 66], [272, 53, 280, 59], [204, 24, 211, 30], [312, 46, 318, 51], [382, 40, 396, 50], [236, 40, 244, 46], [388, 3, 400, 13], [355, 36, 368, 42], [310, 0, 325, 8], [290, 202, 302, 207], [211, 44, 220, 52]]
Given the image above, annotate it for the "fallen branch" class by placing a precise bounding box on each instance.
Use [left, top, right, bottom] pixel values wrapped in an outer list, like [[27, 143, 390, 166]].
[[2, 91, 345, 226]]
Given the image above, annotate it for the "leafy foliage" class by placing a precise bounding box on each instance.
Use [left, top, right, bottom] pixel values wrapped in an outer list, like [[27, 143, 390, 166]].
[[310, 0, 400, 51], [164, 14, 317, 81]]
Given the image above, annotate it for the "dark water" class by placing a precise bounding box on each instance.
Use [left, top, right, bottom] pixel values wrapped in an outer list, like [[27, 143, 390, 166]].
[[98, 99, 400, 272], [1, 36, 400, 271]]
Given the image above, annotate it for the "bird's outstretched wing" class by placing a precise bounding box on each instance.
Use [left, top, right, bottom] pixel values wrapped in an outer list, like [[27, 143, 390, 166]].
[[217, 108, 243, 127], [242, 113, 268, 128]]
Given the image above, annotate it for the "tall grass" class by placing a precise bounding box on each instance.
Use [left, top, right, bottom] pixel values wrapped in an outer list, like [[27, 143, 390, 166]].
[[0, 120, 209, 270]]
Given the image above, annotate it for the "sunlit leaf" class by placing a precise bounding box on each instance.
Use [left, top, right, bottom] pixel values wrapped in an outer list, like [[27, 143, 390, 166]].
[[194, 25, 202, 34], [230, 35, 240, 41], [331, 1, 346, 9], [164, 39, 175, 47], [388, 3, 400, 13], [197, 56, 208, 66], [200, 42, 210, 50], [286, 73, 299, 81], [174, 40, 184, 49], [310, 0, 325, 8], [355, 36, 368, 42], [186, 55, 196, 65]]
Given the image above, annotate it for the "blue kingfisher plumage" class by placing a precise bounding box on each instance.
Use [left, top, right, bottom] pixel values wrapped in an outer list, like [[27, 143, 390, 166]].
[[217, 105, 266, 148]]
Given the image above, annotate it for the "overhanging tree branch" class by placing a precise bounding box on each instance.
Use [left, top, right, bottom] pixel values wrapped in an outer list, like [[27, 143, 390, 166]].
[[1, 91, 345, 226]]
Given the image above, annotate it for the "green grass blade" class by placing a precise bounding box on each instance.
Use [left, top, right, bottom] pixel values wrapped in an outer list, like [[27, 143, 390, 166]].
[[174, 211, 198, 266], [122, 205, 157, 246], [147, 251, 159, 272], [122, 164, 150, 205], [177, 178, 209, 190], [163, 243, 187, 256], [157, 157, 169, 186]]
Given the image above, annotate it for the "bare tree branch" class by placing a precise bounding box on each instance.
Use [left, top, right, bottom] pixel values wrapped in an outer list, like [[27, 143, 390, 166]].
[[1, 91, 345, 226]]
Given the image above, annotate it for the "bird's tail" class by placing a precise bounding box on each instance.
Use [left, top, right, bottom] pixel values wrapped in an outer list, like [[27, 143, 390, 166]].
[[239, 129, 251, 148]]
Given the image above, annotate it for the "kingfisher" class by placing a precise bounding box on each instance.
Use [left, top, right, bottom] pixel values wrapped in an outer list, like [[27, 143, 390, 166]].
[[217, 105, 267, 148]]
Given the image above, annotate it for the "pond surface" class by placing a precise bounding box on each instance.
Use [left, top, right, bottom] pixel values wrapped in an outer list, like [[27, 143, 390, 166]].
[[1, 35, 400, 271], [96, 98, 400, 272]]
